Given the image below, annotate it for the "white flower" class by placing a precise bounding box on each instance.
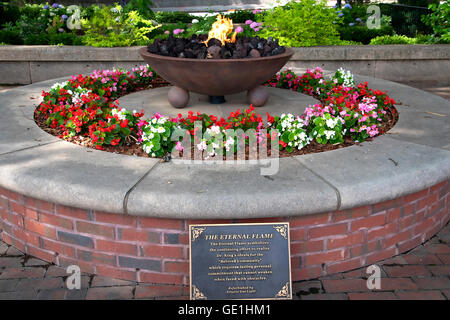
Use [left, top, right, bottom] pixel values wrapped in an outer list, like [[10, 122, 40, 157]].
[[157, 127, 165, 133], [192, 19, 199, 23], [197, 140, 207, 151]]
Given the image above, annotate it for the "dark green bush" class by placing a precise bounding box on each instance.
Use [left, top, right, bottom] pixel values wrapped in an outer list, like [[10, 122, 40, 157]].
[[153, 11, 194, 24], [338, 25, 394, 44], [397, 0, 439, 7], [0, 27, 22, 44], [224, 9, 256, 23], [0, 2, 21, 25]]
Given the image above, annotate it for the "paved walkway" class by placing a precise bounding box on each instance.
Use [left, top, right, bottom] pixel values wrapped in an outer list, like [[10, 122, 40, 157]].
[[0, 221, 448, 300]]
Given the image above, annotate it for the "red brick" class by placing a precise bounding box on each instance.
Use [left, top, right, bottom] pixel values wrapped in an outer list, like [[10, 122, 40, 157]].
[[164, 261, 189, 273], [25, 208, 38, 220], [290, 214, 329, 227], [308, 223, 347, 239], [427, 265, 450, 276], [327, 258, 362, 275], [413, 218, 435, 236], [10, 202, 24, 215], [96, 265, 136, 282], [368, 222, 397, 241], [77, 249, 116, 266], [386, 207, 401, 222], [26, 245, 56, 263], [139, 271, 184, 285], [76, 221, 114, 239], [378, 278, 417, 291], [57, 256, 95, 274], [289, 228, 306, 241], [366, 247, 397, 265], [396, 290, 445, 300], [373, 198, 402, 213], [429, 180, 447, 195], [96, 239, 137, 256], [322, 279, 368, 293], [351, 214, 386, 231], [119, 228, 160, 243], [6, 212, 24, 228], [140, 217, 184, 230], [291, 266, 322, 281], [417, 193, 439, 212], [40, 212, 73, 230], [332, 206, 370, 222], [305, 249, 345, 266], [397, 236, 423, 254], [41, 238, 76, 258], [348, 292, 396, 300], [0, 187, 20, 202], [401, 203, 416, 217], [135, 284, 183, 299], [13, 228, 40, 248], [403, 189, 428, 204], [384, 265, 431, 277], [327, 232, 364, 250], [384, 230, 411, 249], [437, 254, 450, 264], [142, 244, 184, 259], [291, 239, 323, 255], [56, 204, 90, 220], [95, 211, 137, 227], [25, 219, 56, 239], [402, 254, 442, 265]]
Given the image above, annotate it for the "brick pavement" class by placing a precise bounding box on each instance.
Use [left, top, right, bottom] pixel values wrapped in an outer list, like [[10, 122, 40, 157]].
[[0, 221, 448, 300]]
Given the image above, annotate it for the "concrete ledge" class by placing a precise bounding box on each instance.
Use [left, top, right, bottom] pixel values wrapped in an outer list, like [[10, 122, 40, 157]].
[[1, 44, 449, 84]]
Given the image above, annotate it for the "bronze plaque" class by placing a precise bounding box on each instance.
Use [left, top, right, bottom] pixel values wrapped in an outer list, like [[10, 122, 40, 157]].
[[189, 222, 292, 300]]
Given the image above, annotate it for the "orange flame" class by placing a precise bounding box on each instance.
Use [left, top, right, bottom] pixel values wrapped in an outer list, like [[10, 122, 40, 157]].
[[204, 14, 237, 46]]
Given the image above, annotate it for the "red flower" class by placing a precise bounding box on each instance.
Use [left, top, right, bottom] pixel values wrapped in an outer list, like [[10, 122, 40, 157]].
[[120, 119, 129, 128]]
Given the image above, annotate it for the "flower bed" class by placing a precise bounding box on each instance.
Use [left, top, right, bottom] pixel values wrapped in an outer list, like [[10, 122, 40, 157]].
[[35, 65, 397, 159]]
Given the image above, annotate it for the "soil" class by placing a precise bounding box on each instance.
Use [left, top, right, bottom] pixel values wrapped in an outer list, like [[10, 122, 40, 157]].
[[34, 76, 399, 161]]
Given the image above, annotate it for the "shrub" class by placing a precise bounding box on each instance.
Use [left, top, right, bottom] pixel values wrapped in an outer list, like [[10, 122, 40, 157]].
[[224, 9, 256, 23], [153, 11, 194, 24], [422, 1, 450, 43], [257, 0, 345, 46], [369, 34, 429, 45], [81, 5, 159, 47], [339, 25, 394, 44]]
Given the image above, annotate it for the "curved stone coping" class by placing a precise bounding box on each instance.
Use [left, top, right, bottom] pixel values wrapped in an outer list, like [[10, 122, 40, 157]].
[[0, 70, 449, 219]]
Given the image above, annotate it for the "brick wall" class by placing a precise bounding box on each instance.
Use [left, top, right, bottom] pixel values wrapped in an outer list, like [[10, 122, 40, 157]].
[[0, 180, 448, 285]]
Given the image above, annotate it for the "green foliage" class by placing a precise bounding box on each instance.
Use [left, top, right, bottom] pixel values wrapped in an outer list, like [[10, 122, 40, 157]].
[[369, 34, 430, 45], [397, 0, 439, 7], [153, 11, 194, 24], [339, 25, 394, 44], [123, 0, 154, 19], [81, 5, 159, 47], [224, 9, 256, 23], [0, 2, 21, 25], [422, 1, 450, 43], [183, 14, 217, 38], [257, 0, 345, 47]]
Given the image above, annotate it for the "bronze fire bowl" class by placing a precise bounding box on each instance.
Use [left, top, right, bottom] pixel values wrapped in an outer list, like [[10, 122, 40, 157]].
[[139, 46, 293, 107]]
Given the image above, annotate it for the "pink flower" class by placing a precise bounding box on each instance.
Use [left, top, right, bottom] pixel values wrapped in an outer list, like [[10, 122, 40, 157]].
[[164, 30, 170, 35], [175, 141, 184, 152], [245, 19, 253, 25], [173, 29, 184, 35], [253, 9, 262, 14], [235, 26, 244, 33]]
